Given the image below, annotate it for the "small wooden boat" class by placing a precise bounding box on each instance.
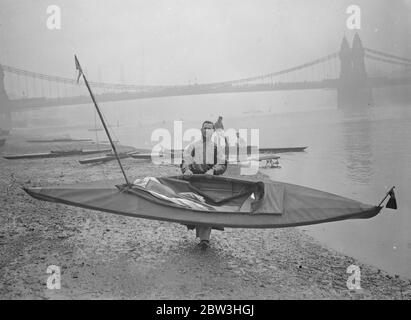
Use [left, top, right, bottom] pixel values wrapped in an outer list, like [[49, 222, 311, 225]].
[[3, 148, 111, 160]]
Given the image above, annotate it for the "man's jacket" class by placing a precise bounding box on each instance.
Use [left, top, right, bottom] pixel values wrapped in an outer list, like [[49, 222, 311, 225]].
[[181, 138, 227, 175]]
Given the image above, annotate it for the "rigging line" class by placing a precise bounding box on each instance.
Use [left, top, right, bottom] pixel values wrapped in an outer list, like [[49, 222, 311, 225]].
[[97, 111, 123, 185], [65, 37, 117, 187], [91, 93, 123, 158], [93, 108, 99, 150], [95, 112, 111, 186], [75, 55, 131, 186], [365, 47, 411, 63], [100, 108, 122, 150]]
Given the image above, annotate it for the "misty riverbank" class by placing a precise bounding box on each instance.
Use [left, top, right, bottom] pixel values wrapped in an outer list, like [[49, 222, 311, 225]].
[[0, 134, 410, 300]]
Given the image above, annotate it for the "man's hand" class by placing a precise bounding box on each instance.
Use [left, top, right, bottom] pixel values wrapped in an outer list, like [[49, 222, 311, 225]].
[[184, 169, 193, 176], [205, 169, 214, 175]]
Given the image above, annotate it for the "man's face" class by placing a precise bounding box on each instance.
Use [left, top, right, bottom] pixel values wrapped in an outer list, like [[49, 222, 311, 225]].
[[201, 123, 214, 140]]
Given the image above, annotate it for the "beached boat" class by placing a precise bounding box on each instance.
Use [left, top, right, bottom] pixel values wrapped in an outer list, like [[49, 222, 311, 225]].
[[4, 148, 111, 160], [79, 148, 152, 165], [129, 153, 154, 160], [88, 128, 104, 132], [248, 146, 307, 154], [24, 174, 391, 228], [236, 154, 280, 168], [79, 152, 134, 165], [27, 138, 92, 143]]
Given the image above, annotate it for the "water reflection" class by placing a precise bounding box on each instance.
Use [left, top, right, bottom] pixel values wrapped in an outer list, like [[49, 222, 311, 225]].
[[340, 108, 374, 184]]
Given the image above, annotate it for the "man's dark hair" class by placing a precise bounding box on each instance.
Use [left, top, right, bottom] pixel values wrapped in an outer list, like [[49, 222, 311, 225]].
[[202, 121, 215, 129]]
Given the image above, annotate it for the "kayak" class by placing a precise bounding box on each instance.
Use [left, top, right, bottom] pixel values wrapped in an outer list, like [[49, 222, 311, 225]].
[[23, 174, 383, 228]]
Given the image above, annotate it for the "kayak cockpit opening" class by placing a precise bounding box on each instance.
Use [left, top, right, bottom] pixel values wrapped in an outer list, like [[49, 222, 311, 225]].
[[115, 175, 281, 214]]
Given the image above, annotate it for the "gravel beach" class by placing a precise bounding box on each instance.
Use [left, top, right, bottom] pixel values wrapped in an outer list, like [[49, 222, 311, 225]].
[[0, 133, 410, 300]]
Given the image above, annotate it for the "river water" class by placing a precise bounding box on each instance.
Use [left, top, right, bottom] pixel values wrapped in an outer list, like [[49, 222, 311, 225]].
[[22, 89, 411, 279]]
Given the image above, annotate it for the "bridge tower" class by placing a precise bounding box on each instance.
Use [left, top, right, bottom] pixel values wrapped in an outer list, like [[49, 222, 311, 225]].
[[351, 33, 368, 83], [0, 64, 12, 133], [337, 33, 373, 108], [339, 37, 352, 83]]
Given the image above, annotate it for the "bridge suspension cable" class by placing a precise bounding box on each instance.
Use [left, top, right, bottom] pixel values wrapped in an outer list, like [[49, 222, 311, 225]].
[[0, 63, 167, 91], [365, 53, 411, 68], [1, 50, 340, 94], [205, 52, 339, 86], [364, 47, 411, 64]]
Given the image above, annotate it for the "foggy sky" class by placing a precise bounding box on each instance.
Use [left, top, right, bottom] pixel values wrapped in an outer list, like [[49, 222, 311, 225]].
[[0, 0, 410, 85]]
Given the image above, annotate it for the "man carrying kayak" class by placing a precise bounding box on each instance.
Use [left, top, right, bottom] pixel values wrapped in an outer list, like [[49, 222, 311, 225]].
[[181, 120, 227, 249]]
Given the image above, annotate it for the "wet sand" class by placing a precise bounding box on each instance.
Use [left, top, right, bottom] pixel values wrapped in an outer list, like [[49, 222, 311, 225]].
[[1, 134, 411, 300]]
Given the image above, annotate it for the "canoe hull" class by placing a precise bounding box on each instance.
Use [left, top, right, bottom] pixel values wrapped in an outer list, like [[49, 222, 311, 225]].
[[24, 176, 382, 228]]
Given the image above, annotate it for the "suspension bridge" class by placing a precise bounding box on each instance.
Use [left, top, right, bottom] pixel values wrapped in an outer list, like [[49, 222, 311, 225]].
[[1, 33, 411, 115]]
